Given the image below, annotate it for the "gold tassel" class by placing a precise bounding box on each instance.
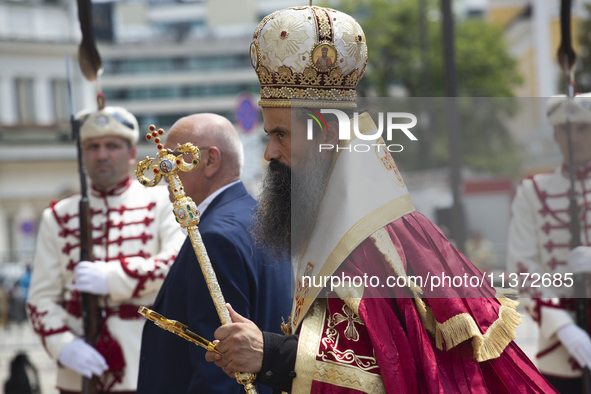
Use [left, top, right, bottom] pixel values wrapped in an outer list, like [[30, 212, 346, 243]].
[[432, 297, 522, 362], [414, 297, 436, 335]]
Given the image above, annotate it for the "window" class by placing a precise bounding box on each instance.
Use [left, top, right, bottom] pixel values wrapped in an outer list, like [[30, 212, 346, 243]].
[[15, 78, 35, 124], [103, 54, 250, 75], [104, 83, 260, 101], [51, 79, 69, 122]]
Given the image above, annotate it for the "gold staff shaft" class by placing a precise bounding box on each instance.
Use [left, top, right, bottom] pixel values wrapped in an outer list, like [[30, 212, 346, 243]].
[[186, 223, 258, 393], [187, 227, 231, 324], [184, 202, 258, 393]]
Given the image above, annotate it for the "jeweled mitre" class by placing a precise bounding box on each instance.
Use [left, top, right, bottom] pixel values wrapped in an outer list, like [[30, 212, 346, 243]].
[[251, 6, 368, 108]]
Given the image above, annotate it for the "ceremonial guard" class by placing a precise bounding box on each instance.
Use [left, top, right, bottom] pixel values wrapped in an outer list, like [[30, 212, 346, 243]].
[[27, 105, 185, 393], [206, 6, 558, 393], [508, 94, 591, 392]]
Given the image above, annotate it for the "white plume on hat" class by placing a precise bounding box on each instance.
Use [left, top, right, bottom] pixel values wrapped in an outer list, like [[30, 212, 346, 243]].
[[546, 93, 591, 126], [76, 106, 139, 145]]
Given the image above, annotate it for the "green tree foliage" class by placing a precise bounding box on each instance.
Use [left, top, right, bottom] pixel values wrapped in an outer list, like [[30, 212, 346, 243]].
[[337, 0, 523, 173]]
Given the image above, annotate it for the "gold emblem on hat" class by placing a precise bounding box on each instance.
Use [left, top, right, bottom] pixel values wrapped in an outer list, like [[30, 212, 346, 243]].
[[311, 42, 337, 71], [249, 41, 259, 69]]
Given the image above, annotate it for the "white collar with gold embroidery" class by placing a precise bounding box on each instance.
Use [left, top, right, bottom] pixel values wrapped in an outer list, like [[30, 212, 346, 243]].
[[290, 112, 415, 331]]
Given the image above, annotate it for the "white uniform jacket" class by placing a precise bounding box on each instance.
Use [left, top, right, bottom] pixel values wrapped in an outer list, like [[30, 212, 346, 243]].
[[508, 163, 591, 378], [27, 177, 185, 392]]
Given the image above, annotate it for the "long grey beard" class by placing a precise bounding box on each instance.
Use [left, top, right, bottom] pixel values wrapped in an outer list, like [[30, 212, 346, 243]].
[[291, 146, 332, 256], [251, 160, 291, 260], [251, 146, 332, 260]]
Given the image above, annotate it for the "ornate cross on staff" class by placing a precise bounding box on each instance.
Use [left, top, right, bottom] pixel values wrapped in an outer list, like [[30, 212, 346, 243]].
[[135, 125, 258, 394]]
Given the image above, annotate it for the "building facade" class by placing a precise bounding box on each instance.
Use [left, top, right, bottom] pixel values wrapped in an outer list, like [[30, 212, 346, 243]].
[[0, 0, 305, 266]]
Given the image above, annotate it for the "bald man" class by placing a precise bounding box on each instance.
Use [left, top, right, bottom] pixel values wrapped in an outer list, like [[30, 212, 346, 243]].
[[136, 114, 291, 394]]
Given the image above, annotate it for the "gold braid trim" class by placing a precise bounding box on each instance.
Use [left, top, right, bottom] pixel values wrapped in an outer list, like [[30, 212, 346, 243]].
[[292, 299, 326, 394], [312, 360, 385, 394], [258, 98, 357, 108], [371, 225, 522, 362], [370, 227, 423, 295]]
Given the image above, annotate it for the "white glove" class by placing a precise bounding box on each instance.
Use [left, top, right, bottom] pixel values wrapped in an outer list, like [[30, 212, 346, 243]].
[[73, 260, 110, 295], [567, 246, 591, 274], [58, 338, 108, 378], [557, 323, 591, 368]]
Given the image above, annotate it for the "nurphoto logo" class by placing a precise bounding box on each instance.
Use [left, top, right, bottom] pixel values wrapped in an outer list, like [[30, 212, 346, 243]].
[[305, 108, 418, 152]]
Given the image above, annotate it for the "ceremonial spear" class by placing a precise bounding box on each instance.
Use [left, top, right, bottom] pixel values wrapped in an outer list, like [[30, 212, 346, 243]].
[[66, 56, 101, 394], [67, 0, 105, 392], [136, 126, 258, 394], [557, 1, 590, 392]]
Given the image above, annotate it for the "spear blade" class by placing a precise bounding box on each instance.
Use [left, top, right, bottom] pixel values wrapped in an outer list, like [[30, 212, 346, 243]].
[[557, 0, 577, 74], [77, 0, 103, 82]]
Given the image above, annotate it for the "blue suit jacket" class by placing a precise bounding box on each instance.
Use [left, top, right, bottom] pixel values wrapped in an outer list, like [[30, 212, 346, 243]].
[[137, 182, 291, 394]]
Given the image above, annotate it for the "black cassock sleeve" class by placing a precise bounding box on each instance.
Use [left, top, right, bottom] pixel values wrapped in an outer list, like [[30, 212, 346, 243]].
[[256, 332, 298, 393]]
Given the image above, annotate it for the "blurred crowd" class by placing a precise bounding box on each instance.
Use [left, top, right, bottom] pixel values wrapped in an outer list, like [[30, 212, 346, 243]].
[[0, 263, 32, 329]]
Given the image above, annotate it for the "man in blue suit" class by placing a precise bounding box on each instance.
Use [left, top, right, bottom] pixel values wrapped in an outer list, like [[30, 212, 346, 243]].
[[137, 113, 291, 394]]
